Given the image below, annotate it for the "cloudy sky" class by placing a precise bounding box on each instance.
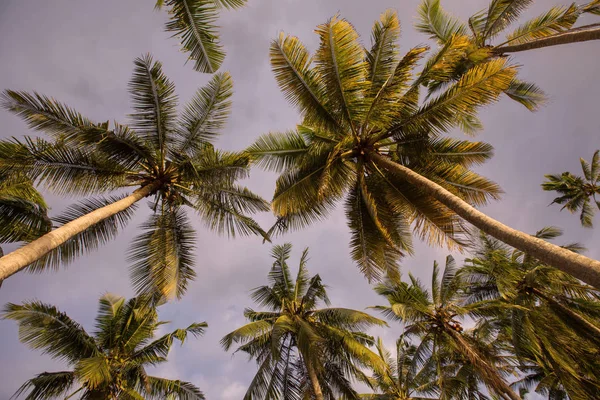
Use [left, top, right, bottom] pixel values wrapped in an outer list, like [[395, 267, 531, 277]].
[[0, 0, 599, 398]]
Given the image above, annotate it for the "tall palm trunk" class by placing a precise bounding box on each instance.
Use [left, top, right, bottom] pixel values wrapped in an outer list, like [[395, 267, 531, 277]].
[[306, 361, 324, 400], [370, 153, 600, 289], [446, 329, 521, 400], [0, 182, 159, 282], [494, 23, 600, 54]]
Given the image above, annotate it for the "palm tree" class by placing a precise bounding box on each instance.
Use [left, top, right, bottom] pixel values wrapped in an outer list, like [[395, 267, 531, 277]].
[[246, 10, 600, 288], [221, 244, 388, 400], [542, 149, 600, 227], [373, 257, 521, 400], [416, 0, 600, 55], [461, 227, 600, 398], [0, 54, 268, 298], [154, 0, 247, 73], [2, 293, 206, 399], [360, 337, 438, 400]]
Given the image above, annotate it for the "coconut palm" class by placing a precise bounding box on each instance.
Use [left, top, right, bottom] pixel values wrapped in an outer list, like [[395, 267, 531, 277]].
[[461, 227, 600, 399], [2, 293, 206, 399], [373, 257, 521, 400], [542, 149, 600, 227], [221, 244, 388, 400], [246, 10, 600, 288], [360, 337, 438, 400], [154, 0, 247, 73], [0, 54, 269, 298], [416, 0, 600, 55]]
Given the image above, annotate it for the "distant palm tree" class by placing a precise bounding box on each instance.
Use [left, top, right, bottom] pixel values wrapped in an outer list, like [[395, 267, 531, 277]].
[[0, 54, 268, 298], [154, 0, 247, 73], [542, 150, 600, 227], [222, 244, 388, 400], [416, 0, 600, 55], [462, 227, 600, 399], [373, 257, 521, 400], [2, 293, 206, 399], [247, 10, 600, 288], [360, 336, 438, 400]]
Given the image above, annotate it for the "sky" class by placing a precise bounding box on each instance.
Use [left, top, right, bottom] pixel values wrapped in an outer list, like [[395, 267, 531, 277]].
[[0, 0, 599, 398]]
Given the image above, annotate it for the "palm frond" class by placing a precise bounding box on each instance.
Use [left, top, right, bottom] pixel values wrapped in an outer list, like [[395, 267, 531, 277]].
[[502, 4, 580, 46], [142, 375, 205, 399], [12, 371, 76, 400], [482, 0, 534, 41], [1, 301, 98, 363], [504, 79, 546, 111], [129, 207, 196, 299], [173, 72, 233, 156], [246, 130, 308, 172], [162, 0, 224, 73], [416, 0, 467, 44], [366, 10, 401, 96]]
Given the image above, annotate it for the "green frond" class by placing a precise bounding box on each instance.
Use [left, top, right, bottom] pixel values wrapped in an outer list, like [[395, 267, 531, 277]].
[[399, 58, 516, 137], [428, 137, 494, 167], [1, 301, 98, 364], [584, 0, 600, 15], [416, 34, 471, 88], [211, 0, 246, 9], [581, 155, 592, 181], [173, 72, 233, 156], [580, 198, 595, 227], [193, 184, 270, 240], [12, 371, 76, 400], [591, 150, 600, 181], [482, 0, 534, 41], [132, 322, 207, 366], [1, 90, 95, 142], [504, 79, 547, 111], [416, 0, 467, 44], [312, 308, 388, 331], [314, 14, 368, 133], [365, 46, 428, 131], [75, 355, 112, 390], [177, 148, 251, 185], [502, 3, 580, 46], [366, 10, 401, 96], [93, 293, 126, 349], [142, 376, 205, 399], [128, 207, 197, 300], [0, 137, 130, 196], [27, 195, 138, 273], [162, 0, 224, 73], [246, 130, 308, 172], [129, 54, 177, 161], [220, 320, 274, 351]]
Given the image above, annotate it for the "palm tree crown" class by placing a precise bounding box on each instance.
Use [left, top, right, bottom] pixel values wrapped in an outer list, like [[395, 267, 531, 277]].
[[248, 10, 512, 281], [221, 244, 388, 400], [0, 54, 269, 298], [2, 293, 206, 399], [542, 149, 600, 227]]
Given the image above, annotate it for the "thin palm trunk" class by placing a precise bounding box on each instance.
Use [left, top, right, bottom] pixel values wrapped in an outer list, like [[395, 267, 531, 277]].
[[533, 288, 600, 338], [494, 23, 600, 54], [0, 182, 159, 282], [306, 361, 325, 400], [447, 329, 521, 400], [370, 153, 600, 289]]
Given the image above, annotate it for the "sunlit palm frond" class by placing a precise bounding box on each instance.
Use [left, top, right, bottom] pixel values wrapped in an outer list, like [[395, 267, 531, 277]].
[[416, 0, 467, 44], [482, 0, 534, 41]]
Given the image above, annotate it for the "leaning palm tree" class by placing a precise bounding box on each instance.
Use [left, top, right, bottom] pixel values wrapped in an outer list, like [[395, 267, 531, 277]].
[[360, 337, 438, 400], [373, 257, 521, 400], [246, 10, 600, 288], [155, 0, 247, 73], [221, 244, 388, 400], [416, 0, 600, 55], [462, 227, 600, 398], [2, 293, 206, 399], [542, 149, 600, 227], [0, 54, 268, 298]]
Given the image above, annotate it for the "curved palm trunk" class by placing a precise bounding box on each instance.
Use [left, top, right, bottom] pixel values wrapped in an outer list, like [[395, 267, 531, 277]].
[[370, 153, 600, 289], [306, 361, 325, 400], [494, 23, 600, 54], [446, 329, 521, 400], [0, 182, 159, 282]]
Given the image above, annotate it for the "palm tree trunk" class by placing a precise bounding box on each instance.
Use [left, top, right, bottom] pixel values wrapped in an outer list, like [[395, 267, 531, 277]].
[[370, 153, 600, 289], [494, 23, 600, 54], [0, 182, 159, 282], [446, 329, 521, 400], [306, 361, 325, 400]]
